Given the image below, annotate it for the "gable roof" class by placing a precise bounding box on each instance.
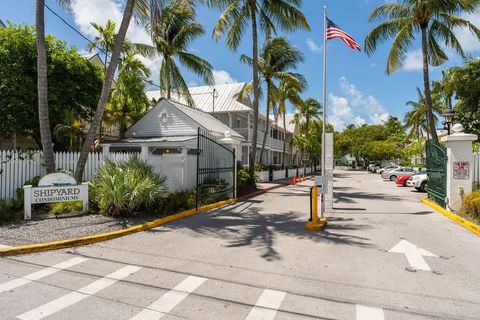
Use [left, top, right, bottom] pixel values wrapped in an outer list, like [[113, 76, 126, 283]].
[[126, 98, 243, 139], [269, 114, 297, 133], [146, 82, 252, 113]]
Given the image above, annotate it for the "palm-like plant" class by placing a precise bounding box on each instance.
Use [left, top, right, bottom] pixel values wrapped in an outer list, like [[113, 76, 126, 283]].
[[106, 52, 151, 138], [293, 98, 322, 135], [364, 0, 480, 142], [433, 68, 458, 110], [275, 77, 306, 168], [206, 0, 309, 173], [404, 87, 443, 139], [239, 37, 304, 164], [149, 4, 213, 106]]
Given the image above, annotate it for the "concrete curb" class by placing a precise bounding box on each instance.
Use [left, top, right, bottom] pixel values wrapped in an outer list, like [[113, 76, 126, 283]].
[[421, 197, 480, 236], [0, 198, 237, 257], [0, 176, 315, 257]]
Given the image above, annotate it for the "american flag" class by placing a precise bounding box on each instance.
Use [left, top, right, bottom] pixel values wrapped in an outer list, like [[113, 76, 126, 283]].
[[326, 18, 361, 51]]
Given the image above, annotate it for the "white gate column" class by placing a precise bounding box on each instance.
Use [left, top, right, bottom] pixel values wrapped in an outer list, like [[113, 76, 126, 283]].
[[441, 124, 478, 211]]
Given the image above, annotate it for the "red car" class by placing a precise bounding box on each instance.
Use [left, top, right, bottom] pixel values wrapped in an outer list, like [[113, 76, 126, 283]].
[[395, 174, 413, 186]]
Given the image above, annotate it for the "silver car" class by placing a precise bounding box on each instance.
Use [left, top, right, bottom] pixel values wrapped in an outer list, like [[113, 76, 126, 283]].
[[381, 167, 416, 181]]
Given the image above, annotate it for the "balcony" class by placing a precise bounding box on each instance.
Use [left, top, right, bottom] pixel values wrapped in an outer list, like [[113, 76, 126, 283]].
[[234, 128, 286, 151]]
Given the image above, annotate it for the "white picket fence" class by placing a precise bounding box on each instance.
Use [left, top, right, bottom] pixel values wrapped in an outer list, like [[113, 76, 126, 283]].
[[0, 150, 197, 200], [474, 152, 480, 188]]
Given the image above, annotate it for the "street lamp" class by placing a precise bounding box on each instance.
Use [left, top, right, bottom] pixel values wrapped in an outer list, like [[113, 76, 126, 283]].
[[212, 88, 218, 115], [442, 108, 456, 135]]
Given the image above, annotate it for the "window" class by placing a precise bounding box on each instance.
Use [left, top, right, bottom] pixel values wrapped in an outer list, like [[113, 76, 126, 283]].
[[236, 119, 241, 128]]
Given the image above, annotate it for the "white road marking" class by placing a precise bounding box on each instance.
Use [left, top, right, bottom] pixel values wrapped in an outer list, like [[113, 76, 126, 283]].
[[356, 304, 385, 320], [17, 265, 141, 320], [0, 257, 88, 294], [245, 289, 286, 320], [130, 275, 207, 320], [389, 240, 437, 271], [0, 244, 12, 249]]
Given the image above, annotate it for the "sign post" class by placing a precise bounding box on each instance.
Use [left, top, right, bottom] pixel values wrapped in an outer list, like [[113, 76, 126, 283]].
[[23, 173, 89, 220]]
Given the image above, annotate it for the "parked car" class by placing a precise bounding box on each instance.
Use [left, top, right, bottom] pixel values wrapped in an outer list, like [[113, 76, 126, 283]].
[[381, 167, 416, 181], [395, 174, 412, 186], [368, 163, 381, 172], [406, 172, 428, 192], [377, 165, 399, 174]]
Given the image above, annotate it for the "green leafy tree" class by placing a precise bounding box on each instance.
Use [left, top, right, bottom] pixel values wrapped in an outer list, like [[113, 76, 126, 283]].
[[365, 0, 480, 142], [149, 4, 213, 106], [106, 52, 151, 138], [0, 24, 103, 150], [239, 37, 304, 164], [206, 0, 309, 174], [449, 59, 480, 137]]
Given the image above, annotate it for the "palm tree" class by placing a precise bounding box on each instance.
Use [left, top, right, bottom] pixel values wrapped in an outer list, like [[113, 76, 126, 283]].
[[106, 52, 151, 138], [364, 0, 480, 142], [433, 68, 457, 110], [88, 20, 116, 70], [75, 0, 137, 182], [149, 4, 213, 106], [36, 0, 57, 173], [206, 0, 309, 174], [293, 98, 322, 135], [275, 77, 306, 168], [404, 87, 443, 139], [239, 37, 304, 164]]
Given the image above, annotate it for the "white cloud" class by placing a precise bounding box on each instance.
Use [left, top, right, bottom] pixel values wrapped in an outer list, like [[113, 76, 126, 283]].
[[306, 38, 322, 54], [403, 49, 423, 71], [212, 69, 236, 84], [328, 76, 389, 130], [455, 12, 480, 53], [70, 0, 160, 80]]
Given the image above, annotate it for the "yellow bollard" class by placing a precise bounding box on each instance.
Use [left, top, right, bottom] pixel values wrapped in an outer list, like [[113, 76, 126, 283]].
[[305, 185, 327, 231]]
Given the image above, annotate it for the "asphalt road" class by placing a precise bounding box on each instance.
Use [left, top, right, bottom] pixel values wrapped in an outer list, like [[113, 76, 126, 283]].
[[1, 170, 479, 320]]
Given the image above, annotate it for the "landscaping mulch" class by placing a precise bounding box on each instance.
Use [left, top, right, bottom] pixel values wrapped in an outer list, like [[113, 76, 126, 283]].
[[0, 213, 155, 247]]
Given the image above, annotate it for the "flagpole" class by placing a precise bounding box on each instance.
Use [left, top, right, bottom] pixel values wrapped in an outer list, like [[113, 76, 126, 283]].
[[321, 5, 327, 218]]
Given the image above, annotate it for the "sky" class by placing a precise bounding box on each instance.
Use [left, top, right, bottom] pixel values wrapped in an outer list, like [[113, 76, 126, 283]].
[[1, 0, 479, 130]]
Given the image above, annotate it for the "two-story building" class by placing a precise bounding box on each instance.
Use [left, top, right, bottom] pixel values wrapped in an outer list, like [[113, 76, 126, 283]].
[[146, 82, 299, 166]]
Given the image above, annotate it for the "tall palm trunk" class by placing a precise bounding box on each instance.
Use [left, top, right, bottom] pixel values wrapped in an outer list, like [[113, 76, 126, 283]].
[[36, 0, 55, 173], [281, 108, 286, 169], [259, 80, 272, 164], [249, 0, 259, 175], [74, 0, 136, 183], [421, 27, 438, 142]]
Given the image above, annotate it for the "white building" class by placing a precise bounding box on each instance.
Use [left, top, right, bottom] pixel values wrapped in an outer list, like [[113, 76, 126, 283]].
[[146, 83, 299, 166]]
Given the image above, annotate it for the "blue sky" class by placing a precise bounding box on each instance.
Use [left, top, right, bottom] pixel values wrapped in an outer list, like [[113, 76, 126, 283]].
[[1, 0, 479, 130]]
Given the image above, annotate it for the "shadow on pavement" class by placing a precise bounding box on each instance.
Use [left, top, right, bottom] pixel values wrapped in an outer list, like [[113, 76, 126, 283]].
[[334, 191, 403, 204], [168, 205, 372, 261]]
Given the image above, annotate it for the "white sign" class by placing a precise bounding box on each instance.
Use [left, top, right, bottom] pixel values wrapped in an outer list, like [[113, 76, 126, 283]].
[[23, 183, 89, 220], [389, 240, 438, 271], [314, 176, 328, 194]]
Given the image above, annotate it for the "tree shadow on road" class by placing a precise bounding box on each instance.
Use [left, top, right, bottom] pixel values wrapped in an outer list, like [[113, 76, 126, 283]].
[[167, 204, 372, 261], [334, 191, 403, 204]]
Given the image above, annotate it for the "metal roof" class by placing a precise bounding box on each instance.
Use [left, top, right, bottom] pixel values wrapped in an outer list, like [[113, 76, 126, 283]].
[[146, 82, 252, 113], [168, 100, 244, 139], [269, 114, 297, 133]]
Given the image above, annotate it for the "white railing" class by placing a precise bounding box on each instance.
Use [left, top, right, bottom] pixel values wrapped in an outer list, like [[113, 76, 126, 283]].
[[474, 152, 480, 188], [0, 150, 197, 200], [236, 128, 286, 151], [255, 166, 316, 183]]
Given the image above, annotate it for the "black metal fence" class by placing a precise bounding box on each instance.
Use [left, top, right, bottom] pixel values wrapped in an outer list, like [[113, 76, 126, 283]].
[[196, 128, 235, 208]]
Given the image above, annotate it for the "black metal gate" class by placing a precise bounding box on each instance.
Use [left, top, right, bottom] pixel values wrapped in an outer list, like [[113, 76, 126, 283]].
[[426, 139, 447, 208], [196, 128, 235, 208]]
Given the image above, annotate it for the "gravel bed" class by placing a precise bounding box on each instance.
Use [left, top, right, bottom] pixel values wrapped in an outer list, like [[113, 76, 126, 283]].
[[0, 214, 153, 246]]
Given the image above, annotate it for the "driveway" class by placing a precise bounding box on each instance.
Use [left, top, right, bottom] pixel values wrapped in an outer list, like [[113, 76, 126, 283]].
[[1, 170, 479, 320]]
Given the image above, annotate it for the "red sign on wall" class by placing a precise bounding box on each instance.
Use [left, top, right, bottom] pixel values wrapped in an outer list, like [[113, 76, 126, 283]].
[[453, 161, 469, 180]]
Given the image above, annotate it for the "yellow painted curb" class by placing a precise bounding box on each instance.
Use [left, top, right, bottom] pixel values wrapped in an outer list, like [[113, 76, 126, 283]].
[[0, 198, 238, 257], [421, 197, 480, 236]]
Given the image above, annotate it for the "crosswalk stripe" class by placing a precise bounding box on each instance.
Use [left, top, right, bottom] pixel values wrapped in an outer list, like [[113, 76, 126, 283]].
[[0, 257, 88, 294], [356, 304, 385, 320], [245, 289, 286, 320], [16, 265, 141, 320], [130, 275, 207, 320]]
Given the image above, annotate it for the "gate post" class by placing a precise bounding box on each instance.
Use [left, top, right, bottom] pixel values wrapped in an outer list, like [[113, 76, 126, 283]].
[[442, 124, 478, 211]]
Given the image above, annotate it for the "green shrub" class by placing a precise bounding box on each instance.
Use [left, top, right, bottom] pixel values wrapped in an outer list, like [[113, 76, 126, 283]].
[[461, 190, 480, 219], [49, 201, 83, 215], [90, 156, 168, 216], [0, 199, 23, 225], [159, 189, 196, 214]]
